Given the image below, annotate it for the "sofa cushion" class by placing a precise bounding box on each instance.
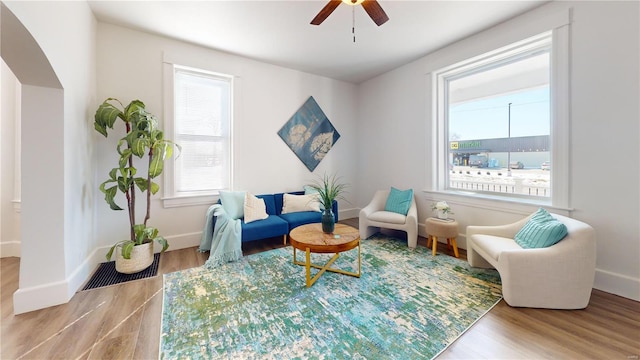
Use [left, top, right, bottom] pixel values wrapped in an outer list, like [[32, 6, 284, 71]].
[[471, 234, 523, 261], [244, 193, 268, 224], [368, 210, 407, 225], [278, 211, 323, 230], [281, 193, 321, 214], [515, 208, 568, 249], [241, 215, 289, 242], [256, 194, 277, 215], [384, 187, 413, 215], [219, 191, 246, 220]]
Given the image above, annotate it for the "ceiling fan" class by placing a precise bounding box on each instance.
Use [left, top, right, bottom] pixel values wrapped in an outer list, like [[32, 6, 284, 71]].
[[311, 0, 389, 26]]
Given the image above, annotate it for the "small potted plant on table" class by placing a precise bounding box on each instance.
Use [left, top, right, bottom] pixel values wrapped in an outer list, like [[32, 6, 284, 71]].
[[94, 98, 179, 273], [310, 173, 348, 233], [431, 201, 453, 220]]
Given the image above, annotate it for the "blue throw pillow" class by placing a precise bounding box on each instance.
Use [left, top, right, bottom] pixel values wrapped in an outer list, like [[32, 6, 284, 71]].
[[384, 187, 414, 215], [219, 191, 246, 220], [514, 208, 568, 249]]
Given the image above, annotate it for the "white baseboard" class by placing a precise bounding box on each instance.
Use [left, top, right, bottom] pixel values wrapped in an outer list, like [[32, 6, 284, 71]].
[[339, 208, 360, 221], [15, 228, 636, 315], [0, 240, 21, 258], [13, 245, 106, 314], [164, 232, 201, 251], [13, 280, 71, 315], [12, 234, 201, 315], [594, 268, 640, 302]]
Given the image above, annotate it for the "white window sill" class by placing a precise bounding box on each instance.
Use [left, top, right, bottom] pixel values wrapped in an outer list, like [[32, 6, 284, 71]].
[[422, 189, 573, 216], [162, 194, 218, 208]]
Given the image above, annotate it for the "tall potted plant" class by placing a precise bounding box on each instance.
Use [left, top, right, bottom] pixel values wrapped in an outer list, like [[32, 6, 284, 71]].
[[94, 98, 179, 273], [310, 173, 348, 233]]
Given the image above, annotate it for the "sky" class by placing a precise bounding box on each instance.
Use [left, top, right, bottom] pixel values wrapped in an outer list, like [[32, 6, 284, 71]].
[[449, 86, 550, 141]]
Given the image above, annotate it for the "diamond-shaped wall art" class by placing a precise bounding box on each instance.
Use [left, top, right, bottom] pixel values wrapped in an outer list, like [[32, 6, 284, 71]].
[[278, 96, 340, 172]]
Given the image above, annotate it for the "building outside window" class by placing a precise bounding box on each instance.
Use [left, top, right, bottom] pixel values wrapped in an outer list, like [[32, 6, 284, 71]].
[[434, 32, 565, 201]]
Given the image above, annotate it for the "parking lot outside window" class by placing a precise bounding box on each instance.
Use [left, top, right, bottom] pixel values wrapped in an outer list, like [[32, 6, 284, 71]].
[[433, 24, 570, 208]]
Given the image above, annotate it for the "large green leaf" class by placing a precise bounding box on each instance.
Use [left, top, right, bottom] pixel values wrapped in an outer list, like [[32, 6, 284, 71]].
[[94, 122, 107, 137], [119, 149, 132, 169], [124, 100, 145, 123], [108, 168, 118, 181], [131, 138, 148, 157], [106, 243, 117, 261], [151, 129, 164, 142], [120, 241, 136, 259], [117, 176, 132, 193], [101, 184, 122, 211], [116, 138, 128, 156], [134, 177, 149, 192], [155, 236, 169, 253], [148, 152, 164, 178], [133, 224, 146, 244], [145, 226, 159, 239], [94, 101, 123, 137], [149, 181, 160, 195]]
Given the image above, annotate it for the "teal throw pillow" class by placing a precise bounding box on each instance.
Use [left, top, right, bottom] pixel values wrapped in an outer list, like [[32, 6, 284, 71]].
[[514, 208, 568, 249], [219, 191, 246, 220], [384, 187, 414, 215]]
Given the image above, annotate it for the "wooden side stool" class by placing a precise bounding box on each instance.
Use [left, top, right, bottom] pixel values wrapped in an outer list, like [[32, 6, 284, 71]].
[[425, 218, 459, 258]]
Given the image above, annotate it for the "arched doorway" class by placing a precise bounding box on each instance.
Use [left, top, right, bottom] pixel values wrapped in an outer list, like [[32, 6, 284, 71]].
[[1, 3, 67, 314]]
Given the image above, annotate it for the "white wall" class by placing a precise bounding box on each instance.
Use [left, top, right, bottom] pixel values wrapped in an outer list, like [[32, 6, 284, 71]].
[[4, 0, 637, 313], [96, 24, 359, 253], [0, 60, 21, 257], [357, 1, 640, 301], [4, 1, 97, 313]]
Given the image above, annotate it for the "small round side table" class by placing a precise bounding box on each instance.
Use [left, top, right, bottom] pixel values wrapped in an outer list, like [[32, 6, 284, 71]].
[[425, 218, 459, 258]]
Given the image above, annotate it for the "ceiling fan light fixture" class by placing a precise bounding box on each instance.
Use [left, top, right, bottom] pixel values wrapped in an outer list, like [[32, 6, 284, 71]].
[[311, 0, 388, 26], [342, 0, 365, 5]]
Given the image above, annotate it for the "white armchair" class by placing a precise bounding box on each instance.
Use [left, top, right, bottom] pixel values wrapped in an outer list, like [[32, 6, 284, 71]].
[[467, 212, 596, 309], [359, 190, 418, 248]]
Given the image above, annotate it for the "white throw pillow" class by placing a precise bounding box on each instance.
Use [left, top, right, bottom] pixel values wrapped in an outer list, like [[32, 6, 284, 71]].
[[304, 185, 325, 210], [244, 193, 269, 224], [281, 193, 321, 214]]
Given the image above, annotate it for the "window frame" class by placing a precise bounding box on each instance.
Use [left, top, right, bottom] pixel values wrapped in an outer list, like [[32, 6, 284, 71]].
[[162, 63, 234, 208], [431, 25, 570, 211]]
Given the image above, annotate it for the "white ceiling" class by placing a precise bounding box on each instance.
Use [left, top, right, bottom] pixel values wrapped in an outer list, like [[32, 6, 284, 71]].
[[88, 0, 548, 84]]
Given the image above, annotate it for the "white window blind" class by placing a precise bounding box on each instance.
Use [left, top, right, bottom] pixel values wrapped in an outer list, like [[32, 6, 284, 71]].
[[173, 67, 231, 195]]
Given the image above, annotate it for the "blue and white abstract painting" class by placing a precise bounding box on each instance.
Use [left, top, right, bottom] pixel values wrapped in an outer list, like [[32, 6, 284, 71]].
[[278, 96, 340, 172]]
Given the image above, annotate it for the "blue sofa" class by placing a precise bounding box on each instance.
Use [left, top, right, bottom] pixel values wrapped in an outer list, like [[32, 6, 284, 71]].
[[218, 191, 338, 244]]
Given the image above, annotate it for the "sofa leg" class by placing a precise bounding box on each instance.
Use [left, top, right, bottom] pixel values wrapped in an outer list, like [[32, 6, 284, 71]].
[[283, 234, 287, 245]]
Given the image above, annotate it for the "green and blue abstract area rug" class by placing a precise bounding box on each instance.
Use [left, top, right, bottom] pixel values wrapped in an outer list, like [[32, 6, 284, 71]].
[[161, 234, 502, 359]]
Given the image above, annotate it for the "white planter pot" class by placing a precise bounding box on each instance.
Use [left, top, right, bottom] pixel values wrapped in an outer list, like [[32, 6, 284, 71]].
[[115, 241, 154, 274], [437, 210, 449, 220]]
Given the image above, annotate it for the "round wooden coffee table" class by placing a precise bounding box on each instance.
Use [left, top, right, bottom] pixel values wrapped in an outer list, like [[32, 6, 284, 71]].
[[289, 223, 361, 287]]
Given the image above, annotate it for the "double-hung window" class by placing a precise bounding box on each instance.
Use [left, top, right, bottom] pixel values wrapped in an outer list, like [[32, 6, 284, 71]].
[[433, 26, 569, 208], [163, 64, 233, 207]]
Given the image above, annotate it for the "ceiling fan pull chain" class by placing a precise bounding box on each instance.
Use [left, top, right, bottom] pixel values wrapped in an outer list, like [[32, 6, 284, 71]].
[[352, 6, 356, 43]]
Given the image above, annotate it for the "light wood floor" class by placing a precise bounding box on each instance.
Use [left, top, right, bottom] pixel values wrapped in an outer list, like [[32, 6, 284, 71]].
[[2, 218, 639, 359]]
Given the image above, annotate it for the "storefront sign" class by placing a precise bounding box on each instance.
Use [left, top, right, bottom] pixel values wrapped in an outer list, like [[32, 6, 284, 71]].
[[450, 141, 481, 150]]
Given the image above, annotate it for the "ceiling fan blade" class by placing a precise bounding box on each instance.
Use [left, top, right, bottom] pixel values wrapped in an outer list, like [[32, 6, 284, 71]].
[[362, 0, 389, 26], [310, 0, 342, 25]]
